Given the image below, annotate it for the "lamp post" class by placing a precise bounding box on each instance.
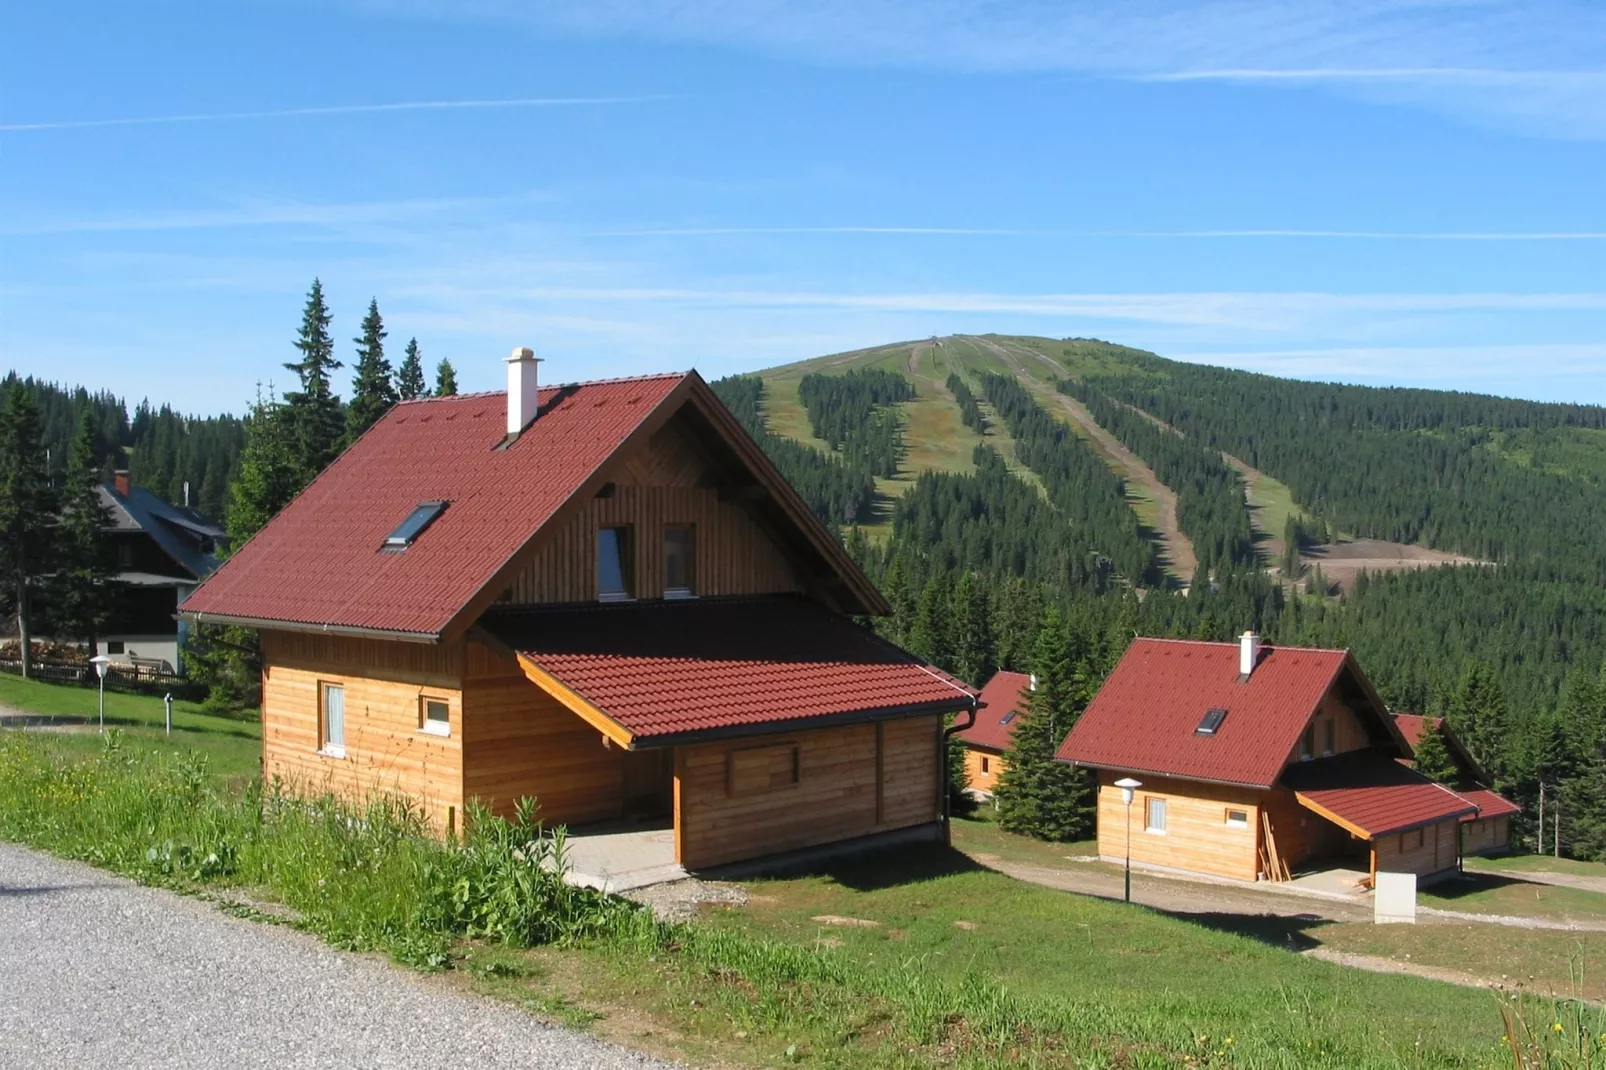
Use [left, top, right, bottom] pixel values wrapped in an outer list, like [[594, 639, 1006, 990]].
[[89, 655, 112, 733], [1114, 777, 1143, 903]]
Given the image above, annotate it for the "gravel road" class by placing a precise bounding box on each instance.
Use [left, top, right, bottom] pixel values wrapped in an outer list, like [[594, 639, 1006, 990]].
[[0, 842, 676, 1070]]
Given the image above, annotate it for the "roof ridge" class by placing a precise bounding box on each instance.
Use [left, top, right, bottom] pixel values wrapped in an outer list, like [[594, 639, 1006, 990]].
[[1133, 635, 1352, 655], [392, 371, 692, 408]]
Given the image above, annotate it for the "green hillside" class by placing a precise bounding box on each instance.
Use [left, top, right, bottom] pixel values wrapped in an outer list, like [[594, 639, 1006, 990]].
[[715, 334, 1606, 862]]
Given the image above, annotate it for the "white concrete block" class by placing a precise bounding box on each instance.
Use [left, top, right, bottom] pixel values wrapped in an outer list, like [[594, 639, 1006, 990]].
[[1374, 870, 1417, 924]]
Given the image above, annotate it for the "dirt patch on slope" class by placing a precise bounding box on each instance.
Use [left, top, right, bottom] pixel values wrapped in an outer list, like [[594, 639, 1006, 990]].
[[1304, 539, 1484, 593]]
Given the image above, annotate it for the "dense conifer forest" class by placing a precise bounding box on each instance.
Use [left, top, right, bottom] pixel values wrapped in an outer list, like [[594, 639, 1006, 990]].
[[796, 368, 912, 479]]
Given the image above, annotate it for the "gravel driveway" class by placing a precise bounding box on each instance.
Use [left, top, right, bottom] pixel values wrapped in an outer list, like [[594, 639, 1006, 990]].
[[0, 843, 676, 1069]]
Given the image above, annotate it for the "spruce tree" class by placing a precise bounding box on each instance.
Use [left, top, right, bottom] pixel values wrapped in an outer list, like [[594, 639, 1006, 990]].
[[227, 386, 303, 546], [1449, 661, 1509, 780], [282, 279, 344, 478], [994, 607, 1096, 841], [950, 570, 995, 686], [52, 409, 117, 650], [883, 551, 917, 646], [394, 337, 427, 401], [345, 299, 396, 443], [909, 570, 954, 672], [435, 358, 459, 397], [0, 384, 60, 676], [1410, 720, 1458, 783]]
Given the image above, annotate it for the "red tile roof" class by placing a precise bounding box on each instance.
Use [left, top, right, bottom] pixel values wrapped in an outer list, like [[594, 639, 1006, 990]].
[[1056, 638, 1390, 788], [483, 596, 977, 742], [955, 671, 1033, 752], [1457, 787, 1522, 821], [1391, 713, 1441, 750], [1282, 752, 1477, 837], [183, 375, 687, 637]]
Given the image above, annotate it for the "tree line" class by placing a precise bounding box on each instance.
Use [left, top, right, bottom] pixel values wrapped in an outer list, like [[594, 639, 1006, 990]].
[[796, 368, 913, 479], [1058, 378, 1256, 575]]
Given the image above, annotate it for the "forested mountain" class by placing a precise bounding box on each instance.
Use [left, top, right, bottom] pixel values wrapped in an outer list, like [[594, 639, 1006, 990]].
[[749, 334, 1606, 858]]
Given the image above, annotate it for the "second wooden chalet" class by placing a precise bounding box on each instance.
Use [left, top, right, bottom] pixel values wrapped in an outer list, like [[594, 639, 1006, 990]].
[[953, 670, 1033, 798], [181, 350, 977, 876], [1392, 713, 1520, 857], [1057, 632, 1492, 887]]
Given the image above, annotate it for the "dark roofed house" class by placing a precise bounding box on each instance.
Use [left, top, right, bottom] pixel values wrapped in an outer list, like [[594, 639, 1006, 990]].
[[1057, 631, 1486, 888], [953, 670, 1033, 798], [1392, 712, 1521, 857], [181, 350, 976, 885], [99, 472, 225, 674]]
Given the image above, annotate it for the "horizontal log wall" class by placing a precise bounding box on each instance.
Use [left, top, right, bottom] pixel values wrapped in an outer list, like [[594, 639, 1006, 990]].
[[1460, 815, 1510, 856], [259, 630, 464, 833], [676, 715, 942, 869], [1375, 819, 1460, 876], [963, 746, 1004, 795], [1096, 770, 1264, 881], [460, 676, 626, 826]]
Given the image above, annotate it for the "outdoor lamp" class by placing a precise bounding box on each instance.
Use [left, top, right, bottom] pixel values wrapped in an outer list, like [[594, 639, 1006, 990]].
[[89, 655, 112, 733], [1113, 777, 1143, 902]]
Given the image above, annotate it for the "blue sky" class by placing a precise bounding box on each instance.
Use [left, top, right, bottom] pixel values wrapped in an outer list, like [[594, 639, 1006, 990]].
[[3, 1, 1604, 412]]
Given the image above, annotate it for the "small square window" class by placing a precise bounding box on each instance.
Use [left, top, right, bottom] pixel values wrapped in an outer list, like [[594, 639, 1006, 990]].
[[664, 525, 696, 597], [321, 683, 346, 757], [1145, 797, 1167, 833], [106, 640, 126, 655], [597, 526, 634, 601], [1225, 808, 1249, 828], [384, 501, 447, 549], [116, 543, 135, 569], [421, 697, 450, 737]]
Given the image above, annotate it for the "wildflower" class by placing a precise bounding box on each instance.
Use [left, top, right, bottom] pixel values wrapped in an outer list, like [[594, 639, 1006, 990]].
[[1554, 1023, 1565, 1033]]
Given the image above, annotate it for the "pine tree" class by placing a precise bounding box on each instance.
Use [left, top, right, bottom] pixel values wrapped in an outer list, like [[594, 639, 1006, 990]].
[[282, 279, 344, 478], [994, 607, 1096, 841], [883, 551, 917, 646], [950, 570, 995, 686], [435, 358, 459, 397], [1410, 719, 1458, 783], [394, 337, 427, 401], [345, 299, 396, 443], [227, 386, 303, 546], [51, 409, 117, 649], [1449, 661, 1509, 780], [0, 384, 60, 676], [909, 570, 954, 672]]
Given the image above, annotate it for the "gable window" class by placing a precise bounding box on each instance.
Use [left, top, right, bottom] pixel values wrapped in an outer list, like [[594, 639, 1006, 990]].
[[1300, 723, 1317, 761], [664, 525, 696, 598], [116, 542, 135, 569], [384, 500, 447, 549], [1225, 808, 1249, 828], [597, 526, 634, 601], [1145, 796, 1167, 833], [421, 697, 450, 737], [1323, 719, 1336, 757], [321, 683, 346, 757]]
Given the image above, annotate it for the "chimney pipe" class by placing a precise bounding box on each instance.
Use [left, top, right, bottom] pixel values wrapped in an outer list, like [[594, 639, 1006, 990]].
[[504, 346, 543, 437], [1029, 673, 1038, 692], [113, 470, 130, 497], [1239, 630, 1261, 678], [183, 480, 190, 508]]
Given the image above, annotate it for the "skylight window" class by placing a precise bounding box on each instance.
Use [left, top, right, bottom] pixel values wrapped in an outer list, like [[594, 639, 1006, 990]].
[[1196, 707, 1228, 736], [1000, 712, 1017, 725], [384, 501, 447, 549]]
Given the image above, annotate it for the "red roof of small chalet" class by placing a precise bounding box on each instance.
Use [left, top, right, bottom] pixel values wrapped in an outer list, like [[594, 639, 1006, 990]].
[[954, 671, 1033, 752], [1391, 713, 1441, 750], [1056, 637, 1401, 789], [481, 597, 977, 743], [181, 372, 884, 639], [1457, 787, 1522, 821], [1282, 752, 1477, 837]]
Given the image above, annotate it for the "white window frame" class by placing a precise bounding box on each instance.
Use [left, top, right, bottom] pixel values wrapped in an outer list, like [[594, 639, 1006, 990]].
[[1144, 796, 1167, 834], [420, 696, 451, 738], [1225, 808, 1250, 829], [320, 682, 346, 758]]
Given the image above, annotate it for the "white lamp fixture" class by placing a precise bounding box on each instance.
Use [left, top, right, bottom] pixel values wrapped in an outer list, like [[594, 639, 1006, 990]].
[[1113, 776, 1143, 902], [89, 655, 112, 733]]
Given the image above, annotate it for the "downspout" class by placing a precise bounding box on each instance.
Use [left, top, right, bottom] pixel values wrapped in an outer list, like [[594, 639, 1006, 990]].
[[939, 698, 980, 847]]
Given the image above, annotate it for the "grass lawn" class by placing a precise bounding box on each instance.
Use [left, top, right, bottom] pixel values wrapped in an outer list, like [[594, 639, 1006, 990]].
[[1421, 871, 1606, 922], [1470, 854, 1606, 880], [950, 811, 1097, 867], [1316, 922, 1606, 1003], [0, 674, 260, 778], [694, 841, 1537, 1067]]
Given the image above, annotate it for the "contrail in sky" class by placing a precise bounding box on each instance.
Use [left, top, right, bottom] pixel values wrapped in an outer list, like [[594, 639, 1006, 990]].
[[0, 96, 660, 132]]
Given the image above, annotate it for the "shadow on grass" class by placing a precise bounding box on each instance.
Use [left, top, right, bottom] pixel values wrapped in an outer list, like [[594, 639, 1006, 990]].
[[1151, 906, 1337, 952], [1421, 871, 1534, 901], [760, 843, 988, 893]]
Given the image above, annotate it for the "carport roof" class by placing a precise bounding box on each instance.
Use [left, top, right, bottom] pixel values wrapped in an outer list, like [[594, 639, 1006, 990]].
[[1283, 751, 1478, 838]]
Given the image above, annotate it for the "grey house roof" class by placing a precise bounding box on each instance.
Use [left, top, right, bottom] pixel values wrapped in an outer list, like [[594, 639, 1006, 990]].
[[97, 483, 225, 582]]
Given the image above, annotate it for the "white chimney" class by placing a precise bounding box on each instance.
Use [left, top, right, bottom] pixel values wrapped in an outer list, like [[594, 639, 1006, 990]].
[[504, 346, 543, 436], [1240, 630, 1261, 678], [1029, 673, 1038, 692]]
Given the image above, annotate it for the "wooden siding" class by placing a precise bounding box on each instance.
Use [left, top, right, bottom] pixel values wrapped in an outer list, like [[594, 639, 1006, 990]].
[[1264, 786, 1361, 870], [675, 715, 941, 869], [1285, 691, 1373, 766], [1095, 770, 1265, 881], [505, 420, 800, 604], [1375, 819, 1460, 877], [963, 746, 1005, 795], [460, 675, 626, 826], [1461, 815, 1511, 856], [259, 630, 464, 833]]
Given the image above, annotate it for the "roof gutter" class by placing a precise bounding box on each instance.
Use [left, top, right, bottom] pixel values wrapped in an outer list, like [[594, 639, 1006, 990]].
[[940, 696, 981, 847], [181, 610, 441, 645], [1055, 756, 1274, 791]]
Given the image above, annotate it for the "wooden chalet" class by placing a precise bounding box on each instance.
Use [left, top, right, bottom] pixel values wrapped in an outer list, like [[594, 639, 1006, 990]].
[[181, 351, 977, 871], [1057, 632, 1486, 886], [953, 670, 1033, 797], [1392, 713, 1520, 856]]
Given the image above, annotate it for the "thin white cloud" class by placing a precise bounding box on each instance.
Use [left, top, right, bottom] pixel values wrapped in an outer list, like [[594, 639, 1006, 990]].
[[0, 95, 660, 133], [1097, 229, 1606, 241], [599, 226, 1044, 236], [606, 225, 1606, 241]]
